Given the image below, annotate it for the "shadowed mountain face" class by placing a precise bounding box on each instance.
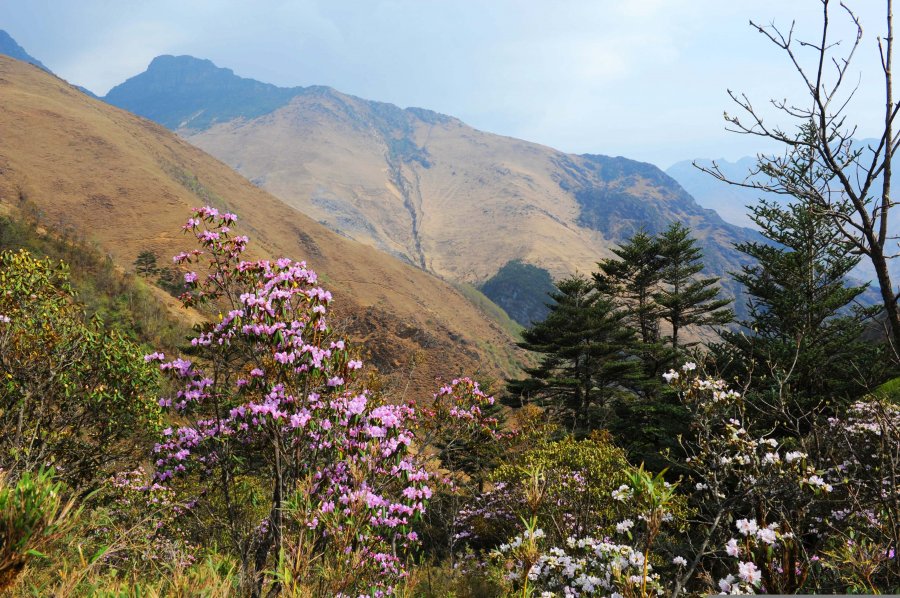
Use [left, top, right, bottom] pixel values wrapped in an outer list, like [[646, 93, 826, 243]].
[[104, 55, 759, 324], [0, 30, 48, 72], [105, 55, 306, 130], [0, 55, 523, 392]]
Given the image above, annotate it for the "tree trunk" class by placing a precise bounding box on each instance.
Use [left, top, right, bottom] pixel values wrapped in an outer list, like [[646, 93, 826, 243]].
[[872, 250, 900, 356]]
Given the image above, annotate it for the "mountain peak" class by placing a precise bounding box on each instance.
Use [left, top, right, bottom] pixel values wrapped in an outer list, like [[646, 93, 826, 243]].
[[0, 30, 49, 72], [105, 55, 304, 130], [147, 54, 229, 75]]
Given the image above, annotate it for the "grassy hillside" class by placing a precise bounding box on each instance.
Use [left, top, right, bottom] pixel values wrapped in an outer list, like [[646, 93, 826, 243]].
[[0, 56, 523, 394]]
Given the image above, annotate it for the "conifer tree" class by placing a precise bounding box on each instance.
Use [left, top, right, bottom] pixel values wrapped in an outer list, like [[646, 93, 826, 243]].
[[133, 249, 159, 276], [506, 274, 642, 433], [595, 230, 677, 380], [595, 230, 663, 345], [596, 230, 684, 472], [723, 197, 882, 411], [655, 223, 732, 351]]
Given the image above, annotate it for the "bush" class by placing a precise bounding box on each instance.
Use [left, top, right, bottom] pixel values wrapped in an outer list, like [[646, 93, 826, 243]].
[[0, 249, 162, 489]]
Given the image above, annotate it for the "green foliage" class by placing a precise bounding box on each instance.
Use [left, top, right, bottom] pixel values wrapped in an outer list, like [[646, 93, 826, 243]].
[[654, 222, 733, 351], [507, 274, 643, 432], [0, 249, 162, 489], [718, 192, 886, 421], [596, 229, 665, 346], [478, 260, 556, 327], [0, 469, 77, 592], [875, 376, 900, 402], [0, 214, 188, 351], [493, 435, 631, 543], [595, 229, 678, 388], [133, 250, 160, 277], [154, 265, 189, 298]]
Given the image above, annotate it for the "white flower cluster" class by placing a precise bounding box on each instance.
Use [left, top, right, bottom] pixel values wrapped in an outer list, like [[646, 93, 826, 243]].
[[784, 450, 807, 463], [498, 527, 546, 553], [734, 518, 784, 545], [662, 370, 680, 383], [663, 362, 698, 383], [615, 519, 634, 534], [805, 474, 833, 492], [516, 536, 663, 597], [611, 484, 633, 502]]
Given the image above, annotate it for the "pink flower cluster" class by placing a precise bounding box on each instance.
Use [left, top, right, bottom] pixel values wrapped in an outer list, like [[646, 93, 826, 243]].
[[146, 207, 433, 589]]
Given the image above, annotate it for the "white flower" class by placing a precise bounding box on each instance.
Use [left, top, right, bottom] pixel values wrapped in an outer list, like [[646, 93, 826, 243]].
[[725, 538, 740, 557], [806, 475, 833, 492], [735, 518, 758, 536], [672, 555, 688, 567], [616, 519, 635, 533], [662, 369, 680, 383], [526, 528, 546, 540], [0, 314, 10, 323], [681, 361, 697, 372], [785, 451, 807, 463], [695, 482, 708, 491], [756, 526, 777, 545], [718, 574, 736, 593], [738, 561, 762, 585], [612, 484, 633, 502]]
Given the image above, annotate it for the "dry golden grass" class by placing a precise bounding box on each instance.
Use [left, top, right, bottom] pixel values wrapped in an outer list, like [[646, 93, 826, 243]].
[[0, 56, 523, 394], [185, 88, 748, 286]]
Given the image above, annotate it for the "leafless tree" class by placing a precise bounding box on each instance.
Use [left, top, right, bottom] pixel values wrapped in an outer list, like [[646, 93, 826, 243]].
[[698, 0, 900, 357]]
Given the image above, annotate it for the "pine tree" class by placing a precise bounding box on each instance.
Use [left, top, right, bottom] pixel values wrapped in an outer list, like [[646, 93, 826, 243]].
[[596, 230, 684, 472], [595, 230, 677, 380], [595, 230, 664, 345], [506, 275, 643, 433], [133, 249, 159, 276], [723, 197, 883, 411], [654, 223, 732, 351]]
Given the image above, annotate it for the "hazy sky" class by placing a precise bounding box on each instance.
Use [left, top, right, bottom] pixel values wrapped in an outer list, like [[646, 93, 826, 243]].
[[0, 0, 891, 168]]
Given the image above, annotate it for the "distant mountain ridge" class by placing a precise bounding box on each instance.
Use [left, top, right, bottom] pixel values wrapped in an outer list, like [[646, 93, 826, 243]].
[[105, 55, 307, 130], [0, 54, 523, 392], [667, 150, 900, 284], [103, 54, 759, 325], [0, 30, 49, 72], [665, 157, 776, 229]]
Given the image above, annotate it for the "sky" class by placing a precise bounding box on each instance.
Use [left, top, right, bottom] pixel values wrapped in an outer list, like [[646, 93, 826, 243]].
[[0, 0, 892, 169]]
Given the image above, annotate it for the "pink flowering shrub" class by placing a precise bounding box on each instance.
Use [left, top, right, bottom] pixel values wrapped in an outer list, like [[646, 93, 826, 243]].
[[814, 399, 900, 592], [146, 207, 430, 595]]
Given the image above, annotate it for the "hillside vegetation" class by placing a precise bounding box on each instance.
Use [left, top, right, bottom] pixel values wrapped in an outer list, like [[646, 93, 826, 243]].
[[0, 56, 522, 393], [104, 55, 758, 325]]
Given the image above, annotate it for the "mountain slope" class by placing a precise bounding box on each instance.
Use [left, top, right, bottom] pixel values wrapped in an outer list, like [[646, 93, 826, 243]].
[[103, 56, 758, 325], [666, 157, 783, 228], [0, 55, 522, 393], [667, 152, 900, 283]]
